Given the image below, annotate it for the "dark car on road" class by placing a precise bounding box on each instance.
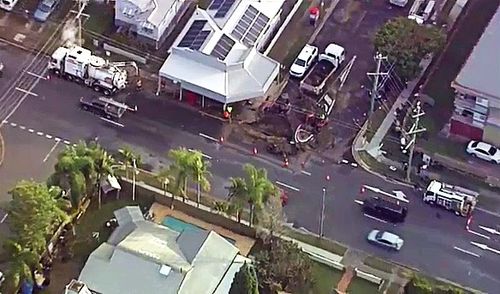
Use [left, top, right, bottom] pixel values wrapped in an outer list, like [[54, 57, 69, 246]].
[[362, 197, 407, 223]]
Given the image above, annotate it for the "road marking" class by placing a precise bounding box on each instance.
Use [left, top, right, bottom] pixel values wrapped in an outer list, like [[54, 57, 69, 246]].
[[2, 120, 7, 124], [363, 213, 387, 223], [26, 71, 48, 80], [45, 134, 53, 139], [467, 229, 491, 240], [10, 122, 17, 127], [354, 199, 364, 205], [275, 181, 300, 192], [15, 87, 38, 97], [28, 129, 34, 133], [350, 162, 358, 167], [100, 117, 124, 128], [19, 125, 26, 130], [43, 140, 60, 163], [63, 140, 71, 145], [36, 131, 44, 136], [188, 148, 212, 160], [301, 170, 312, 176], [453, 246, 480, 258], [0, 213, 8, 223], [199, 132, 220, 143]]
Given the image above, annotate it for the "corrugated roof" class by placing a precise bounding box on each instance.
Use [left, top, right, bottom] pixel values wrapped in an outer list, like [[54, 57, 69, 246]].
[[453, 7, 500, 100]]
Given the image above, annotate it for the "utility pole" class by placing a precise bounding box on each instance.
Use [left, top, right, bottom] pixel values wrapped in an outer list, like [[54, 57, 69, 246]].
[[401, 101, 426, 182], [132, 158, 137, 201], [75, 0, 89, 46], [319, 187, 326, 238], [367, 53, 388, 115]]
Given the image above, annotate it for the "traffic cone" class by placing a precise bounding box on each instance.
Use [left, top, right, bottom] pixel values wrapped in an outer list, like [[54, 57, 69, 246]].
[[325, 175, 330, 181], [360, 186, 366, 193], [252, 147, 258, 155], [46, 74, 51, 80], [283, 158, 289, 168], [219, 137, 224, 144], [301, 161, 306, 168]]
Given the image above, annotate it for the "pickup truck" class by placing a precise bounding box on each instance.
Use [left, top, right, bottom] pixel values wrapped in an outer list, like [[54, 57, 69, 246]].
[[79, 96, 136, 120], [300, 43, 345, 96]]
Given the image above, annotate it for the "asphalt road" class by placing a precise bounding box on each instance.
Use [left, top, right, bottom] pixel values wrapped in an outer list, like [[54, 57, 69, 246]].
[[0, 4, 500, 294]]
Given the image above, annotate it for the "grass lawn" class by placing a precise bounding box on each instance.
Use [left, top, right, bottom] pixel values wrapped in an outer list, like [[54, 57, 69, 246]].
[[421, 0, 499, 152], [310, 261, 343, 294], [83, 2, 115, 34], [347, 277, 380, 294]]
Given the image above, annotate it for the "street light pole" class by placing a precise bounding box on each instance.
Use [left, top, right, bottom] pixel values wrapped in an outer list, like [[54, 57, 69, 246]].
[[319, 187, 326, 238], [132, 158, 137, 201]]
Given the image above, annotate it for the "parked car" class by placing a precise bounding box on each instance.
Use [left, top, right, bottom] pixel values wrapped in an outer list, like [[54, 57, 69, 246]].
[[34, 0, 59, 22], [367, 229, 404, 251], [0, 0, 19, 11], [466, 140, 500, 164], [289, 44, 318, 78]]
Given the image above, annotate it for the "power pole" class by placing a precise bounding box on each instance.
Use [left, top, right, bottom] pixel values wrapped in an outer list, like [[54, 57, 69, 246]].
[[319, 187, 326, 238], [367, 53, 388, 115], [75, 0, 89, 46], [401, 101, 426, 182]]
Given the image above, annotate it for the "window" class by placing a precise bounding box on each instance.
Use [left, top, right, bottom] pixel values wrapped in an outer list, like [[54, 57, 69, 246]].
[[295, 59, 306, 67], [142, 23, 155, 34], [488, 147, 497, 156], [470, 141, 479, 148]]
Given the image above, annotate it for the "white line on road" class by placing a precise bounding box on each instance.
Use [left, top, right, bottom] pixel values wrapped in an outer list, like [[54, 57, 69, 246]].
[[100, 117, 124, 127], [350, 162, 358, 167], [453, 246, 480, 258], [26, 71, 48, 80], [10, 122, 17, 127], [354, 200, 364, 205], [0, 213, 8, 223], [45, 134, 53, 139], [467, 229, 491, 240], [43, 140, 60, 163], [301, 170, 312, 176], [63, 140, 71, 145], [19, 125, 26, 130], [363, 213, 387, 223], [15, 87, 38, 97], [275, 181, 300, 192], [28, 129, 34, 133], [36, 131, 44, 136], [188, 148, 212, 159], [199, 132, 220, 143]]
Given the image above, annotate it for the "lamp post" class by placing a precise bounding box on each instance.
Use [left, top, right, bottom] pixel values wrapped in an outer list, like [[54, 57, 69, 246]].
[[132, 158, 137, 201], [319, 187, 326, 238]]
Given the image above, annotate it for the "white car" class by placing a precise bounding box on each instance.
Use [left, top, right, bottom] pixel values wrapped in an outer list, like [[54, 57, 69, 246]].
[[466, 140, 500, 164], [367, 229, 404, 251], [289, 44, 318, 78], [389, 0, 408, 7]]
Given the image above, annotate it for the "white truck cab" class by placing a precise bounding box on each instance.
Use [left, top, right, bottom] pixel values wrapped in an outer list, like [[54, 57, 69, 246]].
[[319, 43, 345, 66], [423, 180, 478, 216]]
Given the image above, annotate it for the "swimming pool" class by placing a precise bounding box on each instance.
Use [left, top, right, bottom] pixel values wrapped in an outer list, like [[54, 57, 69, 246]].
[[162, 216, 236, 245]]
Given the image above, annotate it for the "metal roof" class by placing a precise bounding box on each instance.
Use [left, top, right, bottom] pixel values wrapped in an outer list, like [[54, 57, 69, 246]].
[[453, 7, 500, 100]]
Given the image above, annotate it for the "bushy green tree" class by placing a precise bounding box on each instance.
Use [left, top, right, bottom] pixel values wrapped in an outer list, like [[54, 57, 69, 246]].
[[404, 275, 465, 294], [229, 262, 259, 294], [374, 17, 445, 80]]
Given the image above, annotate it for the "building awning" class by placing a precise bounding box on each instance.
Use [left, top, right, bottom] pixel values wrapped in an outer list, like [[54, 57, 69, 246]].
[[101, 175, 121, 194]]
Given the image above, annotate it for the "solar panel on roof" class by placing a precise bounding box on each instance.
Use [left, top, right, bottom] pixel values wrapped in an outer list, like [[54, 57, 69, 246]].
[[230, 5, 270, 47], [190, 30, 211, 50], [178, 20, 210, 50], [211, 34, 236, 60], [214, 0, 236, 18], [208, 0, 224, 10]]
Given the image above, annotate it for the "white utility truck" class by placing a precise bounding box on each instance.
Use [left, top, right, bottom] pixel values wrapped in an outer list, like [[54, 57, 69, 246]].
[[423, 180, 478, 217], [48, 45, 137, 96], [300, 43, 345, 96]]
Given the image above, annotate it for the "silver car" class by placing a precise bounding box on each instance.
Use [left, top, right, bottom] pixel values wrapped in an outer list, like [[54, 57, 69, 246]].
[[367, 229, 404, 251]]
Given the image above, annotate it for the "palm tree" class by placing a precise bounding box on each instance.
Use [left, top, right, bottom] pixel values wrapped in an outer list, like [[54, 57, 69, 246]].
[[48, 142, 96, 210], [3, 240, 39, 291], [227, 177, 247, 223], [228, 164, 278, 226], [189, 151, 211, 207], [167, 148, 191, 202], [156, 168, 173, 209], [93, 147, 115, 209], [118, 146, 141, 179]]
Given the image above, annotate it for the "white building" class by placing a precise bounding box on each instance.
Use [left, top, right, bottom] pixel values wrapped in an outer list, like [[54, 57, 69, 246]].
[[158, 0, 284, 106], [115, 0, 190, 49]]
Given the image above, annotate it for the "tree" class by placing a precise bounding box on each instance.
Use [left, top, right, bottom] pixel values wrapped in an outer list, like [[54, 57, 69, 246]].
[[255, 238, 313, 293], [374, 17, 445, 80], [48, 142, 96, 209], [156, 168, 174, 209], [189, 150, 211, 207], [228, 164, 278, 226], [2, 241, 39, 291], [8, 181, 68, 254], [257, 192, 286, 242], [167, 148, 192, 202], [118, 146, 141, 180], [93, 147, 115, 209], [404, 275, 465, 294], [229, 262, 259, 294]]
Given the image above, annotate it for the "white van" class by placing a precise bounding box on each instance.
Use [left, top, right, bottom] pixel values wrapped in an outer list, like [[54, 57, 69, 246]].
[[0, 0, 19, 11]]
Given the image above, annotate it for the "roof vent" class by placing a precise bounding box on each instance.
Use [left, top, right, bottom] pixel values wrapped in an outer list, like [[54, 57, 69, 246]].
[[159, 264, 172, 277]]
